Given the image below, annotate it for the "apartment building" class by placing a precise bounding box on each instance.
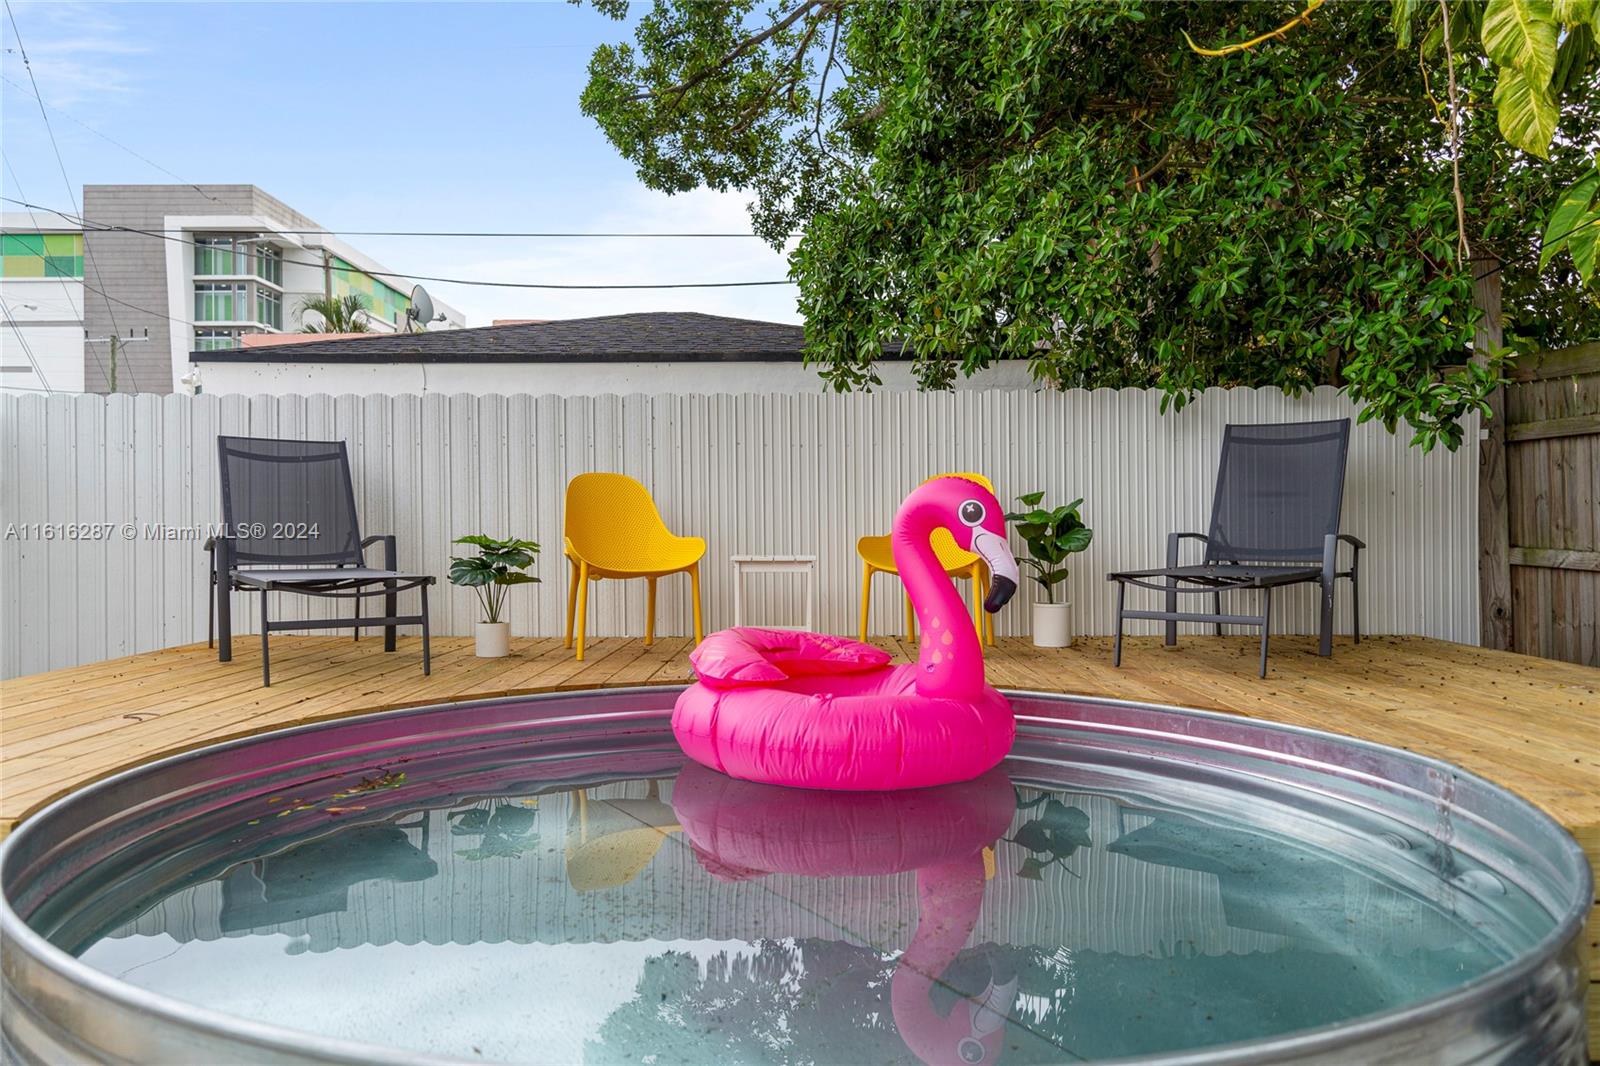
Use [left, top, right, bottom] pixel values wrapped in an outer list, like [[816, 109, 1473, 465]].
[[1, 184, 464, 394]]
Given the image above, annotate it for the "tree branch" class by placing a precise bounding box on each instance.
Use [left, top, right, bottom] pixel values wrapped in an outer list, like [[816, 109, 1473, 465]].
[[1182, 0, 1327, 58], [1438, 0, 1470, 266], [628, 0, 827, 103]]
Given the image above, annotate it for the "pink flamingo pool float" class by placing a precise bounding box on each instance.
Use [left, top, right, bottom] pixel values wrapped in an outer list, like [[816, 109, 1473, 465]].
[[671, 763, 1019, 1066], [672, 475, 1020, 790]]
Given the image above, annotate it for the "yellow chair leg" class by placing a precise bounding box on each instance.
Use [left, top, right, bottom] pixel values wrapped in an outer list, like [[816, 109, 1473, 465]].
[[689, 563, 703, 644], [981, 570, 995, 646], [904, 589, 916, 644], [859, 563, 874, 644], [575, 561, 590, 661], [969, 566, 983, 642], [645, 577, 657, 647], [564, 558, 579, 649]]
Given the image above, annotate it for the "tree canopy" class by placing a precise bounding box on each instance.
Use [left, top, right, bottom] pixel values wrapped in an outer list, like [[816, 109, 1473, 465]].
[[584, 1, 1600, 449]]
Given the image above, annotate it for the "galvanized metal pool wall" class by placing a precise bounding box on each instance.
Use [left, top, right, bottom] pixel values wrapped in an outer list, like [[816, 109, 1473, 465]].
[[0, 387, 1478, 677], [1, 690, 1588, 1064]]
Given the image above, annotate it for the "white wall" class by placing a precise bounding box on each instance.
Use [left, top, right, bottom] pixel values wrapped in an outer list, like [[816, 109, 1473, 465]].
[[190, 359, 1039, 396], [0, 388, 1479, 678], [0, 279, 86, 394]]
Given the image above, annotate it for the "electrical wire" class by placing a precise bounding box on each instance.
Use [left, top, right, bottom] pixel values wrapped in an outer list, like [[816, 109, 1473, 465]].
[[3, 0, 139, 391], [2, 197, 797, 289], [0, 74, 222, 204]]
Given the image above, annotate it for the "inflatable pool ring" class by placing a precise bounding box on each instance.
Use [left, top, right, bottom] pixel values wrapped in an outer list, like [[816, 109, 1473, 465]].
[[672, 476, 1020, 790], [671, 763, 1019, 1066]]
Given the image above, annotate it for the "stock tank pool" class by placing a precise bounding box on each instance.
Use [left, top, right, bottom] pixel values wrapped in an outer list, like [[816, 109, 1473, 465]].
[[0, 688, 1590, 1065]]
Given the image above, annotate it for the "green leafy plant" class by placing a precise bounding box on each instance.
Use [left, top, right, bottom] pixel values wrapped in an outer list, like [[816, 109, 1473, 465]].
[[582, 1, 1600, 449], [298, 292, 373, 333], [448, 535, 540, 624], [1004, 492, 1093, 605]]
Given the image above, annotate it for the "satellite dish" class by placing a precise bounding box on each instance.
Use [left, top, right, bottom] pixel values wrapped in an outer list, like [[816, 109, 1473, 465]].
[[406, 285, 436, 333]]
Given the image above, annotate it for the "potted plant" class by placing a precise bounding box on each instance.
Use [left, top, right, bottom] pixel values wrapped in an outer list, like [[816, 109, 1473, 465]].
[[448, 535, 540, 657], [1005, 492, 1093, 648]]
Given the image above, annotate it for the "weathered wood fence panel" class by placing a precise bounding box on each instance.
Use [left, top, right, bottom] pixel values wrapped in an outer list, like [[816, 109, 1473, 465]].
[[1, 387, 1478, 679], [1500, 342, 1600, 665]]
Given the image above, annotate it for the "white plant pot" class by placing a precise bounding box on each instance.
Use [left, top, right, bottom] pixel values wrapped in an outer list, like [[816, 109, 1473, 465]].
[[1032, 602, 1073, 648], [475, 621, 510, 658]]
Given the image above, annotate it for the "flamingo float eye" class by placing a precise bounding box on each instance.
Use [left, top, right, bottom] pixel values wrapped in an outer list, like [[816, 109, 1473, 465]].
[[958, 500, 986, 527]]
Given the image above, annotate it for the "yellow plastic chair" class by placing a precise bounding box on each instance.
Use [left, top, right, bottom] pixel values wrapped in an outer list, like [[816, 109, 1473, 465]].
[[564, 472, 705, 661], [857, 471, 997, 646]]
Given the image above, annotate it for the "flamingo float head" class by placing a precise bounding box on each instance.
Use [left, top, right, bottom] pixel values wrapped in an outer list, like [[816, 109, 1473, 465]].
[[902, 476, 1020, 612]]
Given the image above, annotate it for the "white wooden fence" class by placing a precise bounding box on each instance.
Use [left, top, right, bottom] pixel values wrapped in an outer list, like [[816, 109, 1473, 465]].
[[0, 389, 1478, 678]]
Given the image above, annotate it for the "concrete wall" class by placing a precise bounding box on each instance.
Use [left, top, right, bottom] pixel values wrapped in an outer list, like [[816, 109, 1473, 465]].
[[0, 387, 1479, 678], [0, 278, 84, 393], [190, 358, 1039, 396]]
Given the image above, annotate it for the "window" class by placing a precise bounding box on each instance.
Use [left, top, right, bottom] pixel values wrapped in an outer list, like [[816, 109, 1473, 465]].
[[254, 244, 282, 286], [194, 329, 239, 351], [255, 287, 282, 329], [194, 283, 244, 321], [194, 237, 244, 276]]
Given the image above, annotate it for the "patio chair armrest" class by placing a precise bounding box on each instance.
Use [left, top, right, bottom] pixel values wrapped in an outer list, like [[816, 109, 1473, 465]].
[[1165, 531, 1209, 568], [361, 533, 397, 570], [1337, 533, 1366, 551]]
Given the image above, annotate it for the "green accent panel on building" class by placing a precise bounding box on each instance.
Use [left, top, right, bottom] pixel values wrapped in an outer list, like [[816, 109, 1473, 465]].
[[329, 255, 410, 326], [2, 234, 45, 256], [1, 232, 84, 278]]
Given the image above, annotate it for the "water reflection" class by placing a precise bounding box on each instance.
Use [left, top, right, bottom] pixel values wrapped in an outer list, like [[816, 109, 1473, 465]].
[[668, 765, 1019, 1066], [80, 758, 1516, 1064]]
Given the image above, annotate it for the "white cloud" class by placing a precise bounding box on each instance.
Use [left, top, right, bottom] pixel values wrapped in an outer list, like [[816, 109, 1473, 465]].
[[2, 2, 144, 108], [412, 186, 802, 327]]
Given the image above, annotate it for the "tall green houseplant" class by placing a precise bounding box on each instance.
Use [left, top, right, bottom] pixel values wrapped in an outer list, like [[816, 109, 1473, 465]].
[[1006, 492, 1093, 648]]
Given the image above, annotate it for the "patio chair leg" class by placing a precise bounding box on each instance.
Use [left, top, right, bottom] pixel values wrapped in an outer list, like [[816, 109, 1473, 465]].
[[1318, 576, 1335, 658], [1351, 557, 1362, 644], [575, 561, 590, 661], [260, 590, 272, 688], [564, 558, 579, 649], [982, 571, 995, 646], [1213, 591, 1223, 636], [859, 563, 873, 644], [689, 563, 703, 645], [354, 592, 361, 642], [215, 553, 232, 663], [420, 583, 431, 676], [1113, 581, 1126, 667], [208, 569, 215, 649], [645, 577, 657, 647], [1258, 588, 1272, 678], [384, 578, 397, 653]]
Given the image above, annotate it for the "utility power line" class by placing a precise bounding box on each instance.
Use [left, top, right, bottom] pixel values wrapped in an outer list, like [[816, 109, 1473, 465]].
[[3, 0, 140, 390], [2, 197, 797, 289]]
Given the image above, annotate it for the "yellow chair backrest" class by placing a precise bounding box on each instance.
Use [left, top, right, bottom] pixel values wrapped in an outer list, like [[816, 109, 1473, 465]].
[[926, 471, 995, 569], [565, 472, 682, 570]]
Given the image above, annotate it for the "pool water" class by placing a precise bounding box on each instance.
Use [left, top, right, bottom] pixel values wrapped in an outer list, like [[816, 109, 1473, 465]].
[[5, 689, 1588, 1064]]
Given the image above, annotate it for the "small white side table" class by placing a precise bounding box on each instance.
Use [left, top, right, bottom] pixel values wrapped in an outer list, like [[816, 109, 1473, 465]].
[[731, 554, 818, 631]]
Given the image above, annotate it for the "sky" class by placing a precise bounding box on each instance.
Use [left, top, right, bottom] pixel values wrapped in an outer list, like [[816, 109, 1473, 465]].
[[0, 1, 801, 326]]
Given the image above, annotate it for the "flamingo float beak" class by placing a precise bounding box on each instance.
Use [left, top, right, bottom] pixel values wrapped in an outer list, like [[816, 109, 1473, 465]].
[[971, 529, 1018, 612]]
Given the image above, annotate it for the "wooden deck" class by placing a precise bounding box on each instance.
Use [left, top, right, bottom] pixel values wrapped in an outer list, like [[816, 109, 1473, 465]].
[[3, 634, 1598, 1047]]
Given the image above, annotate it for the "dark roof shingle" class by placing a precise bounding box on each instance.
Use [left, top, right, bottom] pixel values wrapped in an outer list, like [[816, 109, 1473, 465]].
[[191, 312, 809, 363]]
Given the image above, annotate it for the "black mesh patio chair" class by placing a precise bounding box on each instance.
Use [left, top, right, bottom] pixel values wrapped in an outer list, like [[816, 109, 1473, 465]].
[[206, 436, 434, 686], [1106, 419, 1363, 677]]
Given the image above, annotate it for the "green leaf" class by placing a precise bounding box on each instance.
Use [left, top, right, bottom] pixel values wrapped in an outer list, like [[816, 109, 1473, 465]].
[[1015, 490, 1045, 507], [1539, 168, 1600, 273], [1482, 0, 1559, 84], [1016, 856, 1046, 881], [1492, 65, 1559, 157]]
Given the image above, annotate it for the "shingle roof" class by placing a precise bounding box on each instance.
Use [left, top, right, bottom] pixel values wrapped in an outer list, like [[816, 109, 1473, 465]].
[[191, 312, 812, 363]]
